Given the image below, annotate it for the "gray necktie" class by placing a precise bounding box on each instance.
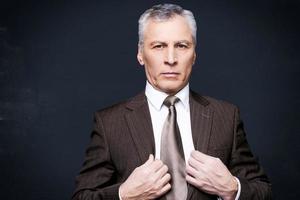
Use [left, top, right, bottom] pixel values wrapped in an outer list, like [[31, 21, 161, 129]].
[[161, 96, 187, 200]]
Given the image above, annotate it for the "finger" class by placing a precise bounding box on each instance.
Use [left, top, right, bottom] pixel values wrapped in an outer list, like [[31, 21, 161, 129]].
[[188, 156, 203, 171], [143, 154, 154, 166], [150, 159, 164, 172], [146, 163, 168, 184], [152, 173, 171, 194], [186, 173, 209, 189], [187, 164, 208, 184], [156, 183, 171, 197], [187, 174, 216, 195], [186, 174, 199, 187], [186, 164, 199, 177], [158, 173, 171, 187], [156, 164, 168, 177]]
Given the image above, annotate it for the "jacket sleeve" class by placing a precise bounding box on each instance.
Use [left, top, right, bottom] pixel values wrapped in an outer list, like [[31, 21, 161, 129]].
[[72, 112, 120, 200], [229, 107, 272, 199]]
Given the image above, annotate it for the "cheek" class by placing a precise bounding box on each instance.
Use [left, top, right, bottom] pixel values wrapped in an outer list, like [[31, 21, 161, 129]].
[[144, 64, 160, 82], [145, 65, 158, 77], [145, 62, 161, 76], [181, 69, 192, 82], [181, 56, 194, 75], [186, 65, 193, 75], [144, 52, 163, 66]]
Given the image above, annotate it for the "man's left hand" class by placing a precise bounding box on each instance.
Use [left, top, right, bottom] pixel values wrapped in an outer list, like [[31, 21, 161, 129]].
[[186, 150, 238, 200]]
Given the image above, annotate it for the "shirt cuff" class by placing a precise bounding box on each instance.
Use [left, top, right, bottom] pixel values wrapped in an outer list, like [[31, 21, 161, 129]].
[[234, 177, 241, 200], [217, 177, 241, 200], [118, 187, 123, 200]]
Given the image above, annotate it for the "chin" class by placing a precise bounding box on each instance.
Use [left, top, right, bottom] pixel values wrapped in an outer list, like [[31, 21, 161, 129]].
[[160, 86, 182, 95], [156, 80, 185, 94]]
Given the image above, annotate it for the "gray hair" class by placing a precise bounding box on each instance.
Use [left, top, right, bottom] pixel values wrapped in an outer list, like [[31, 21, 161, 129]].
[[138, 4, 197, 48]]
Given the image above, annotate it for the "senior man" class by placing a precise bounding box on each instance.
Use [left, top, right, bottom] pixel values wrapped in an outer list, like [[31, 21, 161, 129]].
[[72, 4, 271, 200]]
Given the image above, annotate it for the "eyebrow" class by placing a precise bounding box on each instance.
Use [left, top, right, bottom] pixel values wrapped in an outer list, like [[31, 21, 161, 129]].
[[176, 40, 192, 44], [150, 40, 192, 46], [150, 41, 167, 46]]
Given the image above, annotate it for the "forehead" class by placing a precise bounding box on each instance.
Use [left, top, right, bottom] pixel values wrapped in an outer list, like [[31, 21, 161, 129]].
[[143, 15, 193, 43]]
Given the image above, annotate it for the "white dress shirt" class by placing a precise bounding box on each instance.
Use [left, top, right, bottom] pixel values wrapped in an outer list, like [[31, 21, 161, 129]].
[[145, 81, 241, 200], [145, 81, 194, 163]]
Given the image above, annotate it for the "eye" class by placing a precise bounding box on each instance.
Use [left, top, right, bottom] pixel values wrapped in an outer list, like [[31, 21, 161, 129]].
[[153, 44, 165, 49], [176, 43, 188, 49]]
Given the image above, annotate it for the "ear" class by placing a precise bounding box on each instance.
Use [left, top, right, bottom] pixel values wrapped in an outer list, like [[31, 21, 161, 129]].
[[137, 49, 144, 66], [193, 52, 196, 65]]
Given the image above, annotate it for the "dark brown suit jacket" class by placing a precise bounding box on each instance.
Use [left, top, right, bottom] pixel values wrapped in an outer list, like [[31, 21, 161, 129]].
[[72, 91, 272, 200]]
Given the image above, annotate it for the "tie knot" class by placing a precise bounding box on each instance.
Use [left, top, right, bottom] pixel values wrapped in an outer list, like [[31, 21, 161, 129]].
[[163, 96, 179, 108]]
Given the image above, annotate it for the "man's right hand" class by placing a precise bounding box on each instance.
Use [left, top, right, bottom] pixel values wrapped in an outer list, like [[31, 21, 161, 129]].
[[119, 154, 171, 200]]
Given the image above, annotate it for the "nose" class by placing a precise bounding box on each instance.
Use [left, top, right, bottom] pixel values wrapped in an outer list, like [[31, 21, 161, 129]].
[[164, 47, 177, 66]]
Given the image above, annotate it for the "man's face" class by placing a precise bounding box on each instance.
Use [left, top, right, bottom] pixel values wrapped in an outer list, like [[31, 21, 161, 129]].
[[137, 15, 196, 95]]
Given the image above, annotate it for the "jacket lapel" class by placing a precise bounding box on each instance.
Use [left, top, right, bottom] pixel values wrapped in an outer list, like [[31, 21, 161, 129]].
[[124, 90, 214, 200], [187, 91, 214, 200], [189, 91, 213, 154], [125, 92, 156, 164]]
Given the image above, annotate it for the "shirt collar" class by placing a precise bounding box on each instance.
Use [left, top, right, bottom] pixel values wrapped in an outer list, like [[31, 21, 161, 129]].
[[145, 81, 190, 111]]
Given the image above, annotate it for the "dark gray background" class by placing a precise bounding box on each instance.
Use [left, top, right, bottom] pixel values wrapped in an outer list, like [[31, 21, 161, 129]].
[[0, 0, 299, 199]]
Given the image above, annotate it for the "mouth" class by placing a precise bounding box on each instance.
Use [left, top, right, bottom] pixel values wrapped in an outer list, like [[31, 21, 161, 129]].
[[161, 72, 180, 78]]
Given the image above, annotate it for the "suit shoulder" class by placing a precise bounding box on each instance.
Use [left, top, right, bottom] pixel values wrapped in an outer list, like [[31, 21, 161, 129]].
[[205, 96, 237, 110], [94, 100, 128, 118], [202, 95, 239, 120], [93, 91, 145, 119], [192, 91, 238, 113]]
